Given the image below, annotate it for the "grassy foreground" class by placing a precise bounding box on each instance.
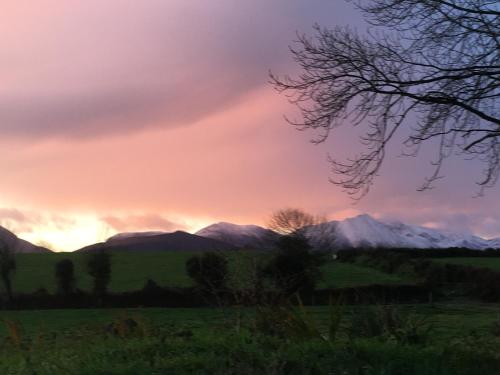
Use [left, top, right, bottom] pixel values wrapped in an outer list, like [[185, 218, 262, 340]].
[[11, 251, 415, 293], [0, 303, 498, 374], [0, 302, 497, 339]]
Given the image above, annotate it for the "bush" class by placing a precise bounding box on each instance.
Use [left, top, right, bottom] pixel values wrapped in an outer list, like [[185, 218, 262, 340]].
[[348, 305, 432, 345], [186, 252, 229, 294], [263, 235, 325, 296]]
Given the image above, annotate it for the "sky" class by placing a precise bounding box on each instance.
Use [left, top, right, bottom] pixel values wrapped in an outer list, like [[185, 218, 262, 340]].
[[1, 0, 499, 251]]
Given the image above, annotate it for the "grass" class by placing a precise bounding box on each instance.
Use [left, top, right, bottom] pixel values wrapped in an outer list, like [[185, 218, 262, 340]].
[[12, 252, 197, 293], [319, 261, 414, 288], [10, 251, 416, 294], [0, 307, 219, 335], [0, 303, 497, 374], [0, 302, 496, 339], [433, 257, 500, 272], [2, 252, 498, 373]]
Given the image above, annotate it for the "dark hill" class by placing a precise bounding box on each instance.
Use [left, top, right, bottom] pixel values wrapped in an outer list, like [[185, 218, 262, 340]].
[[0, 226, 51, 253], [77, 231, 235, 252]]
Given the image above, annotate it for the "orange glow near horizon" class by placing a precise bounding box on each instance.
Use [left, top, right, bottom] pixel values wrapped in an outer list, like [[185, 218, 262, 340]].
[[14, 213, 220, 252]]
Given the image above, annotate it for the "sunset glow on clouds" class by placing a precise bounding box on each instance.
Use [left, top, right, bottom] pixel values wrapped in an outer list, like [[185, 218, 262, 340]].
[[1, 1, 499, 251]]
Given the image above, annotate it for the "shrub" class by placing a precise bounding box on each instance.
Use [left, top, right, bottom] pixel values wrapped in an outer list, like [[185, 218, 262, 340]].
[[348, 305, 432, 345], [263, 235, 325, 296], [186, 252, 229, 293]]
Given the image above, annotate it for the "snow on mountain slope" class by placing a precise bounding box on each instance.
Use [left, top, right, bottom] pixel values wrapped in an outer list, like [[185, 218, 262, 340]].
[[307, 214, 498, 250], [107, 231, 166, 242], [195, 222, 277, 248], [103, 215, 500, 251]]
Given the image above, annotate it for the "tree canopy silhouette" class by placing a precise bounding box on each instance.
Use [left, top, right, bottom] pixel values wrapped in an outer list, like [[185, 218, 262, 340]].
[[87, 250, 111, 297], [0, 239, 15, 302], [55, 259, 76, 296], [271, 0, 500, 198]]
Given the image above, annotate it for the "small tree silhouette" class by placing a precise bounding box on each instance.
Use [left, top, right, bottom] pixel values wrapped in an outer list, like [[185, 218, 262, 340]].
[[87, 250, 111, 297], [55, 259, 76, 296], [263, 235, 325, 297], [0, 239, 16, 303], [186, 252, 228, 294]]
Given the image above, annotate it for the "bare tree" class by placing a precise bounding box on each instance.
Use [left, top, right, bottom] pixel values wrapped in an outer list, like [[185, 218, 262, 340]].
[[268, 208, 335, 252], [268, 208, 325, 236], [271, 0, 500, 198], [265, 209, 329, 296]]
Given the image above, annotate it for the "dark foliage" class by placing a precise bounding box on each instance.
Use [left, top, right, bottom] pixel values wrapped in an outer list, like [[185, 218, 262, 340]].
[[0, 239, 16, 302], [263, 235, 326, 296], [55, 259, 76, 296], [87, 250, 111, 297], [340, 248, 500, 302], [186, 252, 229, 293], [337, 247, 500, 261]]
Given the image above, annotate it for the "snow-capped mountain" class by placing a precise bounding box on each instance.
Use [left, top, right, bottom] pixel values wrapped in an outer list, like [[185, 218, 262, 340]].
[[196, 215, 500, 250], [305, 214, 499, 250], [195, 222, 278, 248]]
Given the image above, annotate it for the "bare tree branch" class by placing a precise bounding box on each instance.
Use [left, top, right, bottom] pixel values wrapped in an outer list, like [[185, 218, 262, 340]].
[[271, 0, 500, 198]]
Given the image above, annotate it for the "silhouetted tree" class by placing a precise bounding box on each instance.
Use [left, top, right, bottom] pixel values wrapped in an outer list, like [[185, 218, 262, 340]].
[[186, 252, 229, 293], [268, 208, 334, 252], [271, 0, 500, 198], [87, 250, 111, 297], [263, 235, 326, 296], [0, 239, 15, 302], [55, 259, 76, 296]]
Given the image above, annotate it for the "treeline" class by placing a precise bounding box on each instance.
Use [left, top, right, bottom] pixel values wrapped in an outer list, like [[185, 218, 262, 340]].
[[0, 282, 430, 310], [338, 247, 500, 260], [339, 248, 500, 302], [0, 235, 432, 309], [1, 228, 498, 309]]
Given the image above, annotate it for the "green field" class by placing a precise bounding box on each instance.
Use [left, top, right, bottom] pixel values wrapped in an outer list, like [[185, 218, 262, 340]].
[[434, 257, 500, 272], [2, 252, 500, 374], [0, 302, 496, 340], [10, 251, 415, 294], [0, 303, 497, 374]]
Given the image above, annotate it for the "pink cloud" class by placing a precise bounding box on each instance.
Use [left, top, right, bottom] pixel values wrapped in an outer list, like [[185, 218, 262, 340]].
[[102, 214, 186, 233]]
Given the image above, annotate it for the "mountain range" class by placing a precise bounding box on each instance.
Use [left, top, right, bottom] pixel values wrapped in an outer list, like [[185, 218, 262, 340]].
[[195, 214, 500, 251], [1, 214, 499, 253], [76, 214, 500, 253]]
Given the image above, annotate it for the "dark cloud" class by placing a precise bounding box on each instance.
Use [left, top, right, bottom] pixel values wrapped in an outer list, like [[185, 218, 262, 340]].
[[0, 0, 359, 140]]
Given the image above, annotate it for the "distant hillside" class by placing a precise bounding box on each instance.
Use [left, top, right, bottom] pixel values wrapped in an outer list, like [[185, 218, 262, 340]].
[[195, 222, 278, 249], [0, 226, 50, 253], [77, 230, 235, 252]]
